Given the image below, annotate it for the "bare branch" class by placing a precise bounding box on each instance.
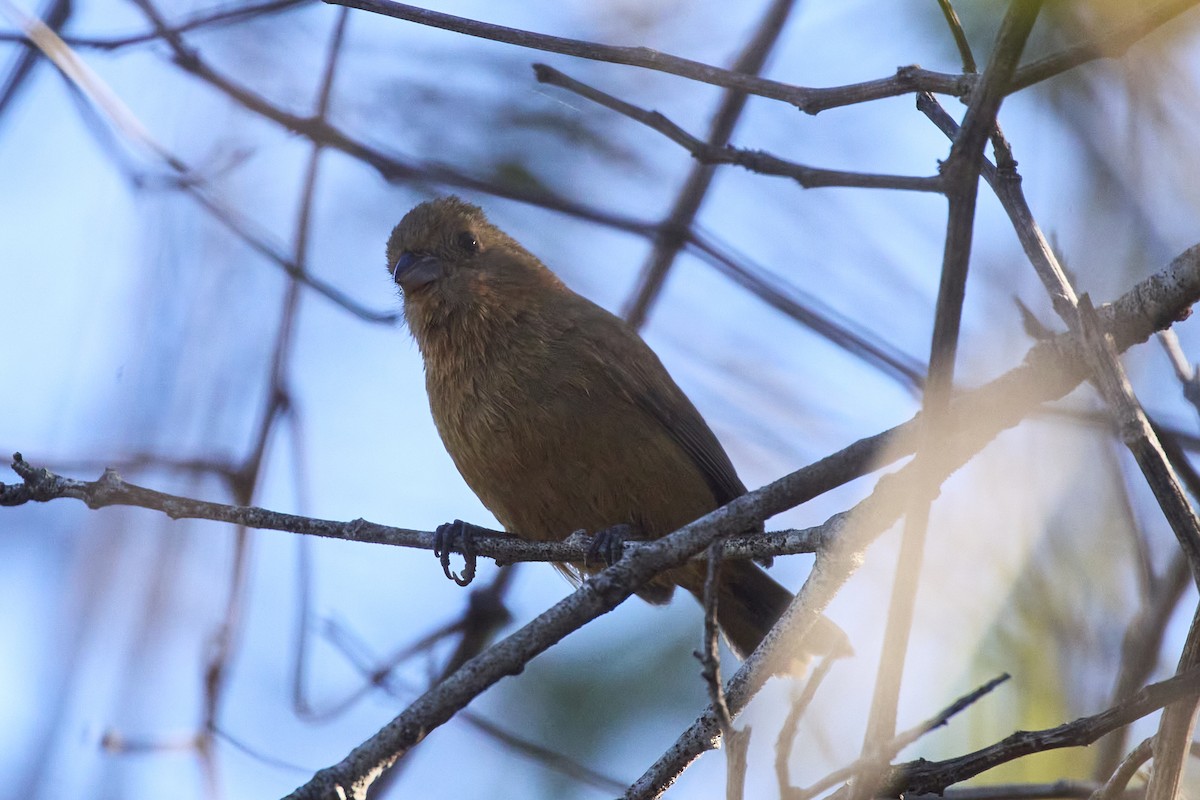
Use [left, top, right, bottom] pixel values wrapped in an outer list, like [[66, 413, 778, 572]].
[[1009, 0, 1200, 94], [793, 675, 1011, 800], [936, 0, 978, 73], [1093, 737, 1152, 800], [325, 0, 1199, 113], [621, 0, 800, 329], [864, 0, 1043, 757], [534, 64, 944, 193], [880, 666, 1200, 796]]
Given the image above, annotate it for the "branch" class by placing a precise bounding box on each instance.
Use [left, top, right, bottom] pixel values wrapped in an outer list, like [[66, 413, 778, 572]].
[[8, 243, 1200, 561], [278, 443, 877, 799], [882, 666, 1200, 795], [863, 0, 1043, 756], [324, 0, 1199, 113], [621, 0, 799, 329], [790, 675, 1011, 800], [0, 455, 828, 563], [533, 64, 943, 193]]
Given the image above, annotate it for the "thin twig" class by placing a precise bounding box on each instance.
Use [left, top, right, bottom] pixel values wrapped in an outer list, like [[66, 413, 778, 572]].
[[1092, 737, 1152, 800], [774, 657, 837, 794], [795, 675, 1011, 800], [534, 64, 943, 194], [697, 541, 734, 737], [935, 0, 978, 73]]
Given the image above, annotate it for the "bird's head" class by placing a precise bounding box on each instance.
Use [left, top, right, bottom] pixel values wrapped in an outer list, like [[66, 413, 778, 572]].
[[386, 197, 566, 332]]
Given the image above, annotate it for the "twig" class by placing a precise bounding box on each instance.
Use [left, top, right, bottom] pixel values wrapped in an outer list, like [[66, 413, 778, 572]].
[[696, 541, 734, 737], [0, 456, 835, 562], [936, 0, 978, 73], [0, 0, 70, 128], [774, 655, 837, 794], [916, 92, 1080, 324], [1092, 737, 1152, 800], [794, 675, 1010, 800], [323, 0, 967, 112], [534, 64, 943, 194]]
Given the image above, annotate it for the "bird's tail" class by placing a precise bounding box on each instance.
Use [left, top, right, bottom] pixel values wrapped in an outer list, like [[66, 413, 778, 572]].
[[702, 559, 851, 665]]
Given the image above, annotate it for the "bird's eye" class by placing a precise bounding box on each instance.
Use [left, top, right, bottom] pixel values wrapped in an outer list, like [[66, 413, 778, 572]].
[[456, 231, 479, 253]]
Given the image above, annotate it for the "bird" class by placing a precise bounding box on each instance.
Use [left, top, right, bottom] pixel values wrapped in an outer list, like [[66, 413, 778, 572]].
[[386, 196, 848, 662]]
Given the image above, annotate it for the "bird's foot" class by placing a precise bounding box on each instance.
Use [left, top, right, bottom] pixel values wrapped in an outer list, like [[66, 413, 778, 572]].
[[433, 519, 481, 586], [586, 523, 632, 568]]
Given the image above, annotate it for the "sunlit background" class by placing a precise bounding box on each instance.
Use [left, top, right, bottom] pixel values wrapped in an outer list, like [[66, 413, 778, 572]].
[[4, 1, 1200, 797]]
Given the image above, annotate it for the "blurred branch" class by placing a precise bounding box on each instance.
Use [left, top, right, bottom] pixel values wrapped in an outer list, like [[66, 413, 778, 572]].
[[879, 665, 1200, 796], [863, 0, 1042, 760], [791, 674, 1011, 800], [0, 0, 310, 49], [0, 0, 70, 131], [1009, 0, 1200, 94], [534, 63, 944, 193], [688, 231, 926, 391], [621, 0, 799, 329], [4, 0, 396, 323], [1094, 737, 1153, 800], [774, 656, 837, 794]]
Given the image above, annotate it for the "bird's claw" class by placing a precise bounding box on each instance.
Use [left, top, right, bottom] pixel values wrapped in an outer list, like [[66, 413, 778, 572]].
[[586, 523, 632, 568], [433, 519, 478, 587]]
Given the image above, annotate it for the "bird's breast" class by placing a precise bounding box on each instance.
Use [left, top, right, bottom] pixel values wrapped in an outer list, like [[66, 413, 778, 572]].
[[422, 333, 716, 543]]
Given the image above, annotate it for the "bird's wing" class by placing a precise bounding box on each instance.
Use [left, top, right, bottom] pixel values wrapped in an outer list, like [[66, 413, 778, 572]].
[[627, 360, 747, 505], [567, 299, 748, 506]]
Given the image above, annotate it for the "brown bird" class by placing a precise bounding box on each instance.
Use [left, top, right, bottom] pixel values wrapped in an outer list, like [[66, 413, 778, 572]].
[[386, 196, 847, 661]]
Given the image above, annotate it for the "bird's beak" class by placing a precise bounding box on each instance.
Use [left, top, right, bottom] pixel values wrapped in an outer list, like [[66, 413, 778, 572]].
[[392, 252, 442, 292]]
